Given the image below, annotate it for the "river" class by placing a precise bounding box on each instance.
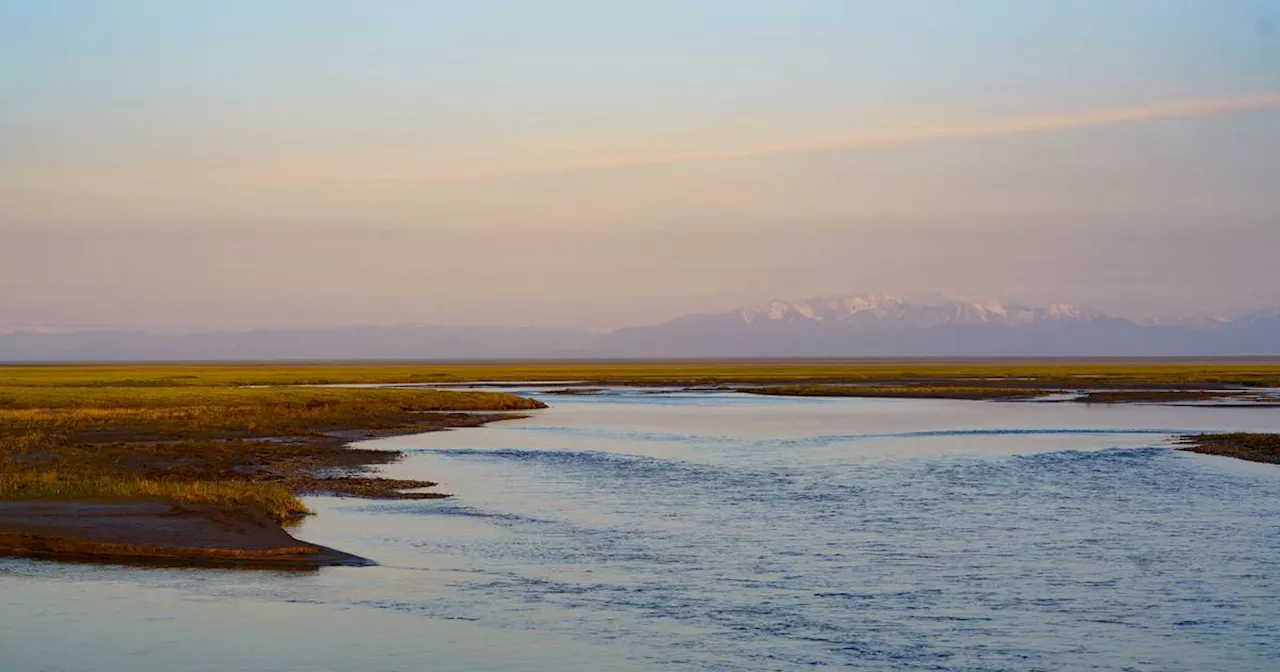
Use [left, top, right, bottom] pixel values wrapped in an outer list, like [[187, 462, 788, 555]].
[[4, 388, 1280, 671]]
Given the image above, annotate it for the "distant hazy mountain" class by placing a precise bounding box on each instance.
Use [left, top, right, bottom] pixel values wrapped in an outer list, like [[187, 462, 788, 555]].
[[2, 295, 1278, 360], [735, 294, 1104, 329], [600, 295, 1280, 358]]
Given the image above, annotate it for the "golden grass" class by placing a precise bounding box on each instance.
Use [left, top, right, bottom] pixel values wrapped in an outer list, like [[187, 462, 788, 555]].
[[0, 384, 545, 410], [0, 371, 546, 521], [0, 386, 544, 442], [3, 360, 1278, 388], [0, 471, 307, 522]]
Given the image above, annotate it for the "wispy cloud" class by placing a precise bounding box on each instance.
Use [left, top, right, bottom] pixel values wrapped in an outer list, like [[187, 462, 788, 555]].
[[444, 91, 1280, 180], [20, 92, 1274, 190]]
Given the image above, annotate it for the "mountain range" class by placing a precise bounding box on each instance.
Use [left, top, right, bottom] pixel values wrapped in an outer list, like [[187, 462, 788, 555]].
[[3, 294, 1278, 360]]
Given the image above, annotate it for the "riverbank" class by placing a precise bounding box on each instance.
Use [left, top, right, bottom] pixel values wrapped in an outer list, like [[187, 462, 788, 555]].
[[0, 376, 545, 568]]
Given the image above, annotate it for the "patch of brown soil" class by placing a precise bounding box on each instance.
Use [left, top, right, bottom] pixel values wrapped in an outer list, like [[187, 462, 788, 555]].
[[1178, 433, 1280, 465], [0, 500, 370, 569]]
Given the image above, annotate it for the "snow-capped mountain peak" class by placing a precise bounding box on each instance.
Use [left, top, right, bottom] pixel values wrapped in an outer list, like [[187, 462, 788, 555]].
[[737, 295, 1103, 329], [740, 294, 908, 325]]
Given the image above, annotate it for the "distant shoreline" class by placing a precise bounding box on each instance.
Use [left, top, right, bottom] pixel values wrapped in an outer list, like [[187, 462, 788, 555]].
[[6, 355, 1280, 366]]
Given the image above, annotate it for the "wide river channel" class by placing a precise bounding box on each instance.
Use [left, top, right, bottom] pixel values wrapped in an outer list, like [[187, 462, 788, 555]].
[[4, 387, 1280, 671]]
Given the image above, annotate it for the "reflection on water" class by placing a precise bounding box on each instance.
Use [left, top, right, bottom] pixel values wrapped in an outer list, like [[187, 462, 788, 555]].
[[4, 389, 1280, 671]]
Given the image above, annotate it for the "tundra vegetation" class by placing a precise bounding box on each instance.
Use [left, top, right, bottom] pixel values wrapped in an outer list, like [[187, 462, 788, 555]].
[[4, 359, 1280, 387], [0, 379, 545, 522]]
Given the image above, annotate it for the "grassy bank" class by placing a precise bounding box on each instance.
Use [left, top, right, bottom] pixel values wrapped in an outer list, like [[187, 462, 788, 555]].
[[0, 472, 305, 522], [0, 374, 545, 524]]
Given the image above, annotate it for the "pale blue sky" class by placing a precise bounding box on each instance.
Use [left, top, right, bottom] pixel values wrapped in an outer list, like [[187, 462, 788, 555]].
[[2, 1, 1278, 330]]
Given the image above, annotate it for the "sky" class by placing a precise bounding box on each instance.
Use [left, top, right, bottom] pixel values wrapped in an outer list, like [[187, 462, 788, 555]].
[[2, 0, 1279, 332]]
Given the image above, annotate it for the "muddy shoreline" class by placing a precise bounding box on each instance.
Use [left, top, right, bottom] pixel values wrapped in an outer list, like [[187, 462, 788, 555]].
[[739, 384, 1280, 404], [0, 500, 371, 569], [1178, 433, 1280, 465]]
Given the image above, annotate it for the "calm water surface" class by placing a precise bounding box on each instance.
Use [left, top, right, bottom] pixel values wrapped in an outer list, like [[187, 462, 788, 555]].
[[4, 389, 1280, 671]]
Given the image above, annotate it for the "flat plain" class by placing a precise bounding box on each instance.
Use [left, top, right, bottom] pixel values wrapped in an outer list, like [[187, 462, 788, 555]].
[[2, 359, 1278, 566]]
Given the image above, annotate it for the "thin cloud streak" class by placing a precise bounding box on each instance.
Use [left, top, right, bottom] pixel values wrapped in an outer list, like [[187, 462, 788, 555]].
[[436, 92, 1280, 180], [26, 92, 1272, 189]]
